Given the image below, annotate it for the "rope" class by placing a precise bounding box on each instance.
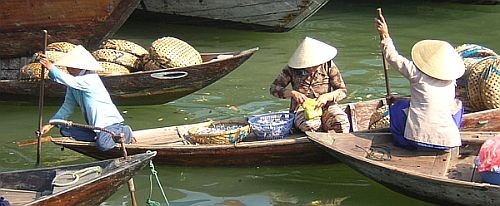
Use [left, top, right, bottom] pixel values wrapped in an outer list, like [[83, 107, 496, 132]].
[[52, 166, 102, 187], [355, 145, 392, 161], [49, 119, 124, 142], [147, 160, 170, 206]]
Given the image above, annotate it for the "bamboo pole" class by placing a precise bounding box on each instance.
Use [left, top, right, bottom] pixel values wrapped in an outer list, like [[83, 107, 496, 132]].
[[36, 30, 48, 166]]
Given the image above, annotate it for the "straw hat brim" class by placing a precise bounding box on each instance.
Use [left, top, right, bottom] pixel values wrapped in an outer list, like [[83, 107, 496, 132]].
[[411, 40, 465, 80], [54, 45, 104, 71], [288, 37, 338, 69]]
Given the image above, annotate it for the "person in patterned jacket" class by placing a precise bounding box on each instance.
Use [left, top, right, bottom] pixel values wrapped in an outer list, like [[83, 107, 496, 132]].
[[270, 37, 350, 133]]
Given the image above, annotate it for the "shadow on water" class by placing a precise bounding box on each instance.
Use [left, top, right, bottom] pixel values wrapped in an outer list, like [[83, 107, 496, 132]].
[[102, 164, 432, 206]]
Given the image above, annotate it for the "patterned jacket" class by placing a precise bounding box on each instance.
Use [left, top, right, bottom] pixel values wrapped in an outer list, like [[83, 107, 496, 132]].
[[270, 60, 347, 111]]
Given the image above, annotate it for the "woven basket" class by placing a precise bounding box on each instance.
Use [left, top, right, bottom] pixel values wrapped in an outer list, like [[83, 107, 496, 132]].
[[149, 37, 202, 68], [462, 57, 480, 69], [19, 63, 68, 80], [33, 50, 67, 63], [97, 61, 130, 76], [248, 112, 295, 140], [368, 105, 390, 130], [19, 63, 47, 79], [92, 49, 141, 72], [480, 57, 500, 109], [467, 57, 496, 111], [188, 120, 250, 144], [455, 44, 497, 59], [457, 57, 479, 110], [47, 42, 76, 53], [100, 39, 149, 57]]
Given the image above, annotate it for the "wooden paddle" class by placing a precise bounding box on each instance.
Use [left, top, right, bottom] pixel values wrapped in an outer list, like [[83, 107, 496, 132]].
[[36, 30, 48, 166], [17, 136, 52, 147], [49, 119, 138, 206], [376, 8, 392, 104]]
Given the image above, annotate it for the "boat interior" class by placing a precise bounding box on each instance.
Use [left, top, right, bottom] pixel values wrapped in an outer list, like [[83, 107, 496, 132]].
[[323, 131, 499, 184], [131, 98, 387, 145], [0, 161, 112, 205]]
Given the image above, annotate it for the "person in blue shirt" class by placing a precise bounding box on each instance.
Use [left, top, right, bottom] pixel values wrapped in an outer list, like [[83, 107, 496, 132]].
[[39, 45, 135, 151]]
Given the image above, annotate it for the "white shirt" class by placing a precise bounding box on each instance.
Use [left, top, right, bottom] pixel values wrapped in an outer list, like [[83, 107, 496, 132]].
[[49, 65, 124, 128]]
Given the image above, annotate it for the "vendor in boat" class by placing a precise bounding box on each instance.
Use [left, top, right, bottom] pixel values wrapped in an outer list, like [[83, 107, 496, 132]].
[[38, 45, 136, 151], [375, 9, 465, 150], [270, 37, 350, 133]]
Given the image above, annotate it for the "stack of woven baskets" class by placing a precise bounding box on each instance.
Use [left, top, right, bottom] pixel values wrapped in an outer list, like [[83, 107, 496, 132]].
[[93, 39, 149, 75], [455, 44, 499, 111], [19, 42, 75, 79], [18, 36, 202, 79]]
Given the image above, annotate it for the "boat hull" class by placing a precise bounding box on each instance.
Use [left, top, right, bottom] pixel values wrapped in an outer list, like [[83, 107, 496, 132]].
[[0, 152, 156, 205], [55, 137, 333, 166], [52, 98, 387, 166], [136, 0, 331, 32], [0, 48, 258, 105], [310, 132, 500, 206], [0, 0, 141, 60]]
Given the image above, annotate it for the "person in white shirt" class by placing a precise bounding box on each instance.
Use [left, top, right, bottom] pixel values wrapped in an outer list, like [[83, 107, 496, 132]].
[[375, 9, 465, 150]]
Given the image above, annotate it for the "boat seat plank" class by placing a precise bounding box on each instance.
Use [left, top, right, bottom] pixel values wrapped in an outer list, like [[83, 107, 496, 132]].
[[430, 149, 455, 176], [134, 127, 183, 145], [0, 188, 38, 205]]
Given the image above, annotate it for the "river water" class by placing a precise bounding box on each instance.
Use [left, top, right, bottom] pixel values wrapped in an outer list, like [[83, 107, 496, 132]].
[[1, 0, 499, 205]]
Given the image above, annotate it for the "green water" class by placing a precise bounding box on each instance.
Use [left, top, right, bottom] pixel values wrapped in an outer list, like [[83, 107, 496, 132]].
[[1, 0, 499, 205]]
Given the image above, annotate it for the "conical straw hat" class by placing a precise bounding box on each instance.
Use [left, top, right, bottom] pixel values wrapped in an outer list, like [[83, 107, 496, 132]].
[[54, 45, 104, 71], [411, 40, 465, 80], [288, 37, 338, 69]]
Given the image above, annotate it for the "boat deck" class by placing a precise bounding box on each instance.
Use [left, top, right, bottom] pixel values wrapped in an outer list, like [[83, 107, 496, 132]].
[[330, 132, 493, 183]]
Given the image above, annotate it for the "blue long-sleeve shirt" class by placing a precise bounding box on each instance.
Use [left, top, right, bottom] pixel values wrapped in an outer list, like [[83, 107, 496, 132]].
[[49, 65, 124, 128]]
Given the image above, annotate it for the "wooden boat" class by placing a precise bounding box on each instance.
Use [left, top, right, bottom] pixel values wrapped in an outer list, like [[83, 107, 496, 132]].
[[0, 48, 258, 105], [51, 98, 500, 166], [135, 0, 331, 32], [307, 131, 500, 206], [0, 151, 156, 206], [0, 0, 141, 70]]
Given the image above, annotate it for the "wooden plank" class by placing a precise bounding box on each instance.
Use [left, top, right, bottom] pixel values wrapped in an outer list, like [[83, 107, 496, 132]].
[[430, 149, 455, 176], [0, 188, 38, 205]]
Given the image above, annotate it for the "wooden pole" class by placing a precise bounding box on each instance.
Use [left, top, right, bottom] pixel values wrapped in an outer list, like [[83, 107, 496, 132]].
[[36, 30, 48, 166], [376, 8, 392, 103], [119, 139, 138, 206]]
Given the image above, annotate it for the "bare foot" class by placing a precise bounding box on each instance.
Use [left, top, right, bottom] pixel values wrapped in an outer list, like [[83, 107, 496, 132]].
[[131, 137, 137, 144]]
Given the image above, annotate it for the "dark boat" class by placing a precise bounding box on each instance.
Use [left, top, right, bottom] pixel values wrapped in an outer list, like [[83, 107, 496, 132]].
[[307, 131, 500, 206], [0, 48, 258, 105], [0, 151, 156, 206], [50, 98, 500, 166], [135, 0, 331, 32], [0, 0, 141, 70]]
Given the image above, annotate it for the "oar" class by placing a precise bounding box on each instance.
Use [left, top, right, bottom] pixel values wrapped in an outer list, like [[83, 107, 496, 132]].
[[49, 119, 138, 206], [17, 136, 53, 147], [376, 8, 392, 104], [36, 30, 48, 166]]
